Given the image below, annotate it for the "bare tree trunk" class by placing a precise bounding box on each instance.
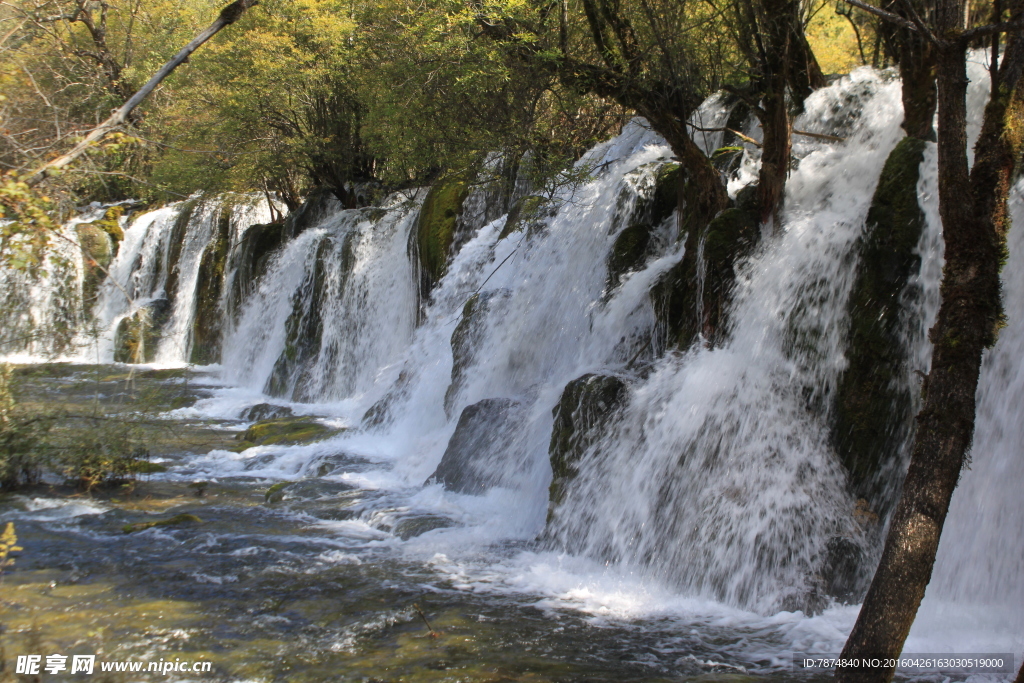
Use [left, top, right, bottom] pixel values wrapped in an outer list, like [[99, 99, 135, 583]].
[[835, 4, 1024, 680], [23, 0, 259, 188]]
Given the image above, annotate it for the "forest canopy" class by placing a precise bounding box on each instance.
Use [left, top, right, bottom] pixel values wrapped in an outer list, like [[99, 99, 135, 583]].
[[0, 0, 887, 211]]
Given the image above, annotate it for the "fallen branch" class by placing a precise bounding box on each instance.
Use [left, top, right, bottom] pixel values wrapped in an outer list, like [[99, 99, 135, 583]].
[[23, 0, 259, 187], [689, 124, 846, 149]]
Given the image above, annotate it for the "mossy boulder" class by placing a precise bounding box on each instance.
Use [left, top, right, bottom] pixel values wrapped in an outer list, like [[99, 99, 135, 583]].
[[241, 403, 294, 422], [114, 299, 171, 363], [123, 513, 201, 534], [264, 481, 291, 503], [190, 205, 232, 365], [699, 207, 758, 340], [233, 416, 339, 450], [547, 374, 628, 517], [131, 461, 168, 474], [652, 205, 757, 349], [75, 223, 113, 313], [602, 161, 682, 300], [650, 162, 682, 224], [831, 136, 928, 512], [414, 176, 470, 297], [607, 222, 656, 290], [426, 398, 523, 494], [498, 194, 551, 240], [444, 291, 505, 417]]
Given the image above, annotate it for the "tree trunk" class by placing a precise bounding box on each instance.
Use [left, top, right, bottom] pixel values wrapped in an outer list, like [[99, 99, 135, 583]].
[[835, 8, 1024, 682], [754, 0, 798, 228]]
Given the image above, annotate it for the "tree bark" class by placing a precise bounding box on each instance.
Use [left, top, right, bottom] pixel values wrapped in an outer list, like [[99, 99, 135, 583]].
[[23, 0, 259, 187], [835, 5, 1024, 681]]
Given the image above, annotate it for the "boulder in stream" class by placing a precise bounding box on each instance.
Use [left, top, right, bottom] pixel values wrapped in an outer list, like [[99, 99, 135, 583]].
[[426, 398, 524, 495]]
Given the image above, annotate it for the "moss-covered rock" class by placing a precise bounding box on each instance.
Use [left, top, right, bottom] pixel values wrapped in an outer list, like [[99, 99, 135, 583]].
[[114, 299, 171, 363], [651, 162, 682, 224], [265, 481, 291, 503], [190, 205, 232, 365], [75, 223, 113, 314], [607, 222, 656, 290], [831, 136, 928, 511], [235, 416, 339, 449], [547, 374, 628, 518], [123, 513, 201, 534], [241, 403, 294, 422], [699, 207, 759, 341], [414, 176, 470, 297], [444, 291, 505, 417], [426, 398, 523, 494], [498, 194, 551, 240], [79, 205, 126, 247], [652, 205, 757, 349], [132, 461, 168, 474]]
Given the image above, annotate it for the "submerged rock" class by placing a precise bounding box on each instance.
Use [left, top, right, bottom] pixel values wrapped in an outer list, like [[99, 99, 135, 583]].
[[241, 403, 294, 422], [233, 416, 339, 451], [426, 398, 523, 495], [832, 136, 928, 512], [547, 374, 628, 517], [122, 513, 201, 534]]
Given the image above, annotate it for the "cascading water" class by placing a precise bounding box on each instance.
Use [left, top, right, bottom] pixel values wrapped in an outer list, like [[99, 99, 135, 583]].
[[223, 195, 419, 400], [87, 194, 278, 364], [5, 54, 1022, 674], [545, 69, 905, 613], [0, 205, 109, 359]]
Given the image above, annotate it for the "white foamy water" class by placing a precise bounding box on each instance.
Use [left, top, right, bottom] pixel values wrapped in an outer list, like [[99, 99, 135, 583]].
[[5, 54, 1021, 674]]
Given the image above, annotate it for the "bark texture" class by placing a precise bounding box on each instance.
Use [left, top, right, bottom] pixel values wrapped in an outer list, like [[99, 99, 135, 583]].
[[835, 4, 1024, 680]]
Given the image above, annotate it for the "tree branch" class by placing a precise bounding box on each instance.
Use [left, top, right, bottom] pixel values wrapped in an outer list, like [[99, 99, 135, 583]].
[[22, 0, 259, 187], [961, 20, 1024, 41], [843, 0, 925, 34]]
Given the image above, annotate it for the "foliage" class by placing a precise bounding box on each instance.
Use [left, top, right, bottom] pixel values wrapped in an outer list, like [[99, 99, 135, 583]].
[[0, 522, 22, 577]]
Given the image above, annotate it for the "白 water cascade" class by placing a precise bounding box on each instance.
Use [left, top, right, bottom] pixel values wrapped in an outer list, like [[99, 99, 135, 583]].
[[223, 194, 419, 401], [86, 194, 279, 364], [3, 56, 1021, 675]]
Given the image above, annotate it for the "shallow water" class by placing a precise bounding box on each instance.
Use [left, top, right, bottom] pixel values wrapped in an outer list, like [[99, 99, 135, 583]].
[[0, 367, 834, 683], [1, 366, 1014, 683]]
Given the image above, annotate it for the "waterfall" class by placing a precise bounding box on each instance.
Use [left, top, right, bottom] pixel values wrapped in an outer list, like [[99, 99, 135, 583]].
[[5, 54, 1021, 659], [0, 208, 89, 359], [88, 194, 278, 364], [223, 194, 419, 400], [544, 69, 905, 613]]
